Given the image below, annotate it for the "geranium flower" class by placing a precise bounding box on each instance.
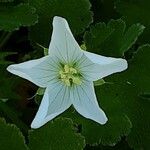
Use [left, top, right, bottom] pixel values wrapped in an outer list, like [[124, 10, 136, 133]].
[[7, 16, 127, 129]]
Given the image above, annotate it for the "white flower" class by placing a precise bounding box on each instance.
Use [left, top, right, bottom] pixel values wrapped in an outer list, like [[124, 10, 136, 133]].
[[7, 16, 127, 129]]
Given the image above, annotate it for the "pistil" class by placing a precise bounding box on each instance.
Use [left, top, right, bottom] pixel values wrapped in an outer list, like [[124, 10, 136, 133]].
[[59, 64, 82, 86]]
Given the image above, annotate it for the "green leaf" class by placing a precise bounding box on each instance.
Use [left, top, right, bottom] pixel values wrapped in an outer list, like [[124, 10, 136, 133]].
[[119, 23, 145, 53], [0, 118, 28, 150], [63, 88, 132, 146], [84, 19, 144, 57], [29, 0, 93, 47], [68, 45, 149, 147], [115, 0, 150, 43], [0, 101, 29, 134], [0, 3, 38, 31], [125, 44, 150, 93], [0, 67, 19, 100], [102, 45, 150, 149], [115, 0, 149, 25], [84, 22, 114, 54], [28, 117, 85, 150], [123, 45, 150, 149]]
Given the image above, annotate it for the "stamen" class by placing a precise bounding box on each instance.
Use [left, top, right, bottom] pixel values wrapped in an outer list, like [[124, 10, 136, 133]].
[[59, 64, 82, 86]]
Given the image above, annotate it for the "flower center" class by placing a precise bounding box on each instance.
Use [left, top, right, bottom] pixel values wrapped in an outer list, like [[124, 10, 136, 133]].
[[59, 64, 82, 86]]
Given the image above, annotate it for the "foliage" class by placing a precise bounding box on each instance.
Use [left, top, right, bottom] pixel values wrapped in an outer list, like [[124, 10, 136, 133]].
[[0, 0, 150, 150], [0, 118, 28, 150], [28, 118, 85, 150], [0, 3, 38, 31], [84, 19, 144, 57], [29, 0, 93, 47], [0, 117, 85, 150], [115, 0, 150, 43]]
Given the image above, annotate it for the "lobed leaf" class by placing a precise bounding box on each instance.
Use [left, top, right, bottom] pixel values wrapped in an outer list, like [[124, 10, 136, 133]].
[[84, 19, 144, 57], [28, 117, 85, 150], [103, 45, 150, 149], [68, 45, 150, 148], [63, 88, 132, 146], [29, 0, 93, 47], [0, 118, 28, 150], [115, 0, 150, 43], [0, 66, 20, 100], [0, 3, 38, 31]]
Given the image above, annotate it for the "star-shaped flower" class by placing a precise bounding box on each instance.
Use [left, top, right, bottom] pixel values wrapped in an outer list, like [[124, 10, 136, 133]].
[[7, 16, 127, 129]]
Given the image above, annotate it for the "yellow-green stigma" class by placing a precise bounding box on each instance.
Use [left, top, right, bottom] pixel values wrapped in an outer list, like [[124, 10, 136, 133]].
[[59, 64, 82, 86]]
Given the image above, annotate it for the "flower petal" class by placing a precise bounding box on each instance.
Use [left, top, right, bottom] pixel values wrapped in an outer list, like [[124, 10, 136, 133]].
[[31, 81, 71, 129], [49, 16, 82, 63], [77, 51, 127, 81], [7, 55, 60, 88], [71, 81, 108, 124]]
